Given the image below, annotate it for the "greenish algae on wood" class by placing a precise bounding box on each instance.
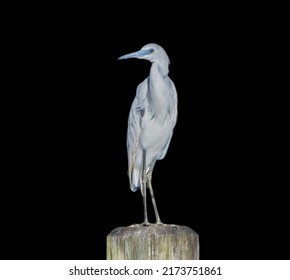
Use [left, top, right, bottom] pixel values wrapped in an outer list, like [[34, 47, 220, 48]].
[[107, 224, 199, 260]]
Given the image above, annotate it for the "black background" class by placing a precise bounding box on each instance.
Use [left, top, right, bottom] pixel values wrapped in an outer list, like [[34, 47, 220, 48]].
[[1, 4, 288, 260]]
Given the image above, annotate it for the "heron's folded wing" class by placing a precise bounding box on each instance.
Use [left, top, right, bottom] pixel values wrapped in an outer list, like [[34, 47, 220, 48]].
[[126, 79, 148, 190], [157, 79, 178, 160]]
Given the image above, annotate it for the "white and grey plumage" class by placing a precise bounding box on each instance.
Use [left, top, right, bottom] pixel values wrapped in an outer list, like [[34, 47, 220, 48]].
[[118, 43, 177, 224]]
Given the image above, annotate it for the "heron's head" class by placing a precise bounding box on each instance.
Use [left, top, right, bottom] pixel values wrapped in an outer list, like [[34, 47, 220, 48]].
[[118, 43, 170, 65]]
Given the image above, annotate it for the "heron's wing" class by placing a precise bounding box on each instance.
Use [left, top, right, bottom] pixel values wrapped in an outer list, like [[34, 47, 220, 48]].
[[127, 79, 148, 191], [169, 79, 178, 128], [158, 79, 178, 160]]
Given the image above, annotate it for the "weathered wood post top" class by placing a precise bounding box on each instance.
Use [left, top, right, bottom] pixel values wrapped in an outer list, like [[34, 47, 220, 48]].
[[107, 224, 199, 260]]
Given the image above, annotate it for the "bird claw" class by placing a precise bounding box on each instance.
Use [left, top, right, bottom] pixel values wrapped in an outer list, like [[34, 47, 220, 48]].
[[168, 224, 178, 228], [155, 222, 178, 228]]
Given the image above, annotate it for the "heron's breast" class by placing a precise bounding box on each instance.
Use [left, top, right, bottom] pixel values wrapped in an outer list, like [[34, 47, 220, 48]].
[[140, 117, 172, 149]]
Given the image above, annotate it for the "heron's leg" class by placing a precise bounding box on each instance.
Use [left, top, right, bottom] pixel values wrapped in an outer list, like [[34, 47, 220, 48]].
[[141, 150, 149, 226], [142, 177, 149, 225], [147, 173, 162, 224]]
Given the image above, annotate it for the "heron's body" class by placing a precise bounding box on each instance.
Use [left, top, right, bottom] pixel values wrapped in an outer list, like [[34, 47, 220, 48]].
[[119, 43, 177, 224], [127, 65, 177, 190]]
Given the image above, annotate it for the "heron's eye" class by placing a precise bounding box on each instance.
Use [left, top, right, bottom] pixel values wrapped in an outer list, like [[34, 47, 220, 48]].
[[149, 48, 154, 54]]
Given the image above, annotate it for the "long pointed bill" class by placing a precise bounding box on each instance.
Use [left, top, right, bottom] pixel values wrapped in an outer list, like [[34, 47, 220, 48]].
[[118, 49, 149, 60]]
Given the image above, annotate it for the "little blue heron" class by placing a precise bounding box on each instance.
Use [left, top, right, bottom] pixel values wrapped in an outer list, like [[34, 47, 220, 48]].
[[118, 43, 178, 225]]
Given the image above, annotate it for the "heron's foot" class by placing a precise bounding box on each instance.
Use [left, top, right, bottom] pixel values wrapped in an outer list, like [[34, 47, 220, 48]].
[[168, 224, 178, 228], [142, 220, 151, 226], [155, 223, 178, 228]]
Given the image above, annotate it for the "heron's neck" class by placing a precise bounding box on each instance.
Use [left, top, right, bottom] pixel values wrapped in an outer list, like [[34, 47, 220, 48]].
[[148, 63, 170, 123], [150, 61, 169, 77]]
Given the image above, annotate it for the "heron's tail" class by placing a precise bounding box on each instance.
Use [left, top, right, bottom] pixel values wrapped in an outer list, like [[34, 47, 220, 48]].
[[128, 147, 143, 192], [129, 168, 142, 192]]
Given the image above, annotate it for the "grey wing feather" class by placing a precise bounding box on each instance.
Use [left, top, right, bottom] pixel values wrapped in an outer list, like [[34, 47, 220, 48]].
[[158, 79, 178, 160], [127, 79, 148, 191], [170, 79, 178, 129]]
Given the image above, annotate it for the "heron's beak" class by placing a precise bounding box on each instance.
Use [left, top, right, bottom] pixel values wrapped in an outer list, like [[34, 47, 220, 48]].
[[118, 49, 149, 60]]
